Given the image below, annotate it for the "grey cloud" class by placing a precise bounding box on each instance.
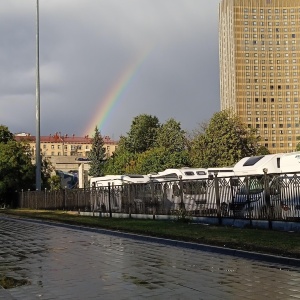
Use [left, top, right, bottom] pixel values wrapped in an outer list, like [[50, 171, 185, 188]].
[[0, 0, 221, 138]]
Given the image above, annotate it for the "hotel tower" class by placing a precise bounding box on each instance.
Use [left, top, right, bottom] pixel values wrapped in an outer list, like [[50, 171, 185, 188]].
[[219, 0, 300, 153]]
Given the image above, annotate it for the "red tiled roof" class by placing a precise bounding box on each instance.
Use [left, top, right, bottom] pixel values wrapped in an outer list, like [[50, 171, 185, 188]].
[[15, 134, 118, 144]]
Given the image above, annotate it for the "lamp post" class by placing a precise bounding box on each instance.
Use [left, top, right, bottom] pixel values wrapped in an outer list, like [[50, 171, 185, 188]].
[[35, 0, 41, 190]]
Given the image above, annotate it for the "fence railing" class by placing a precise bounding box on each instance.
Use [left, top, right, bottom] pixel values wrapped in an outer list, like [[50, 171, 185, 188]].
[[17, 173, 300, 222]]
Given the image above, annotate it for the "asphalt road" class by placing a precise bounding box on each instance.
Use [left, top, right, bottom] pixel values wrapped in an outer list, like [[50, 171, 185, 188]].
[[0, 216, 300, 299]]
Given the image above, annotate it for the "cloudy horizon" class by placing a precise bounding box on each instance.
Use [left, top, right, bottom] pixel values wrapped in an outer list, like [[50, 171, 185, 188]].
[[0, 0, 221, 140]]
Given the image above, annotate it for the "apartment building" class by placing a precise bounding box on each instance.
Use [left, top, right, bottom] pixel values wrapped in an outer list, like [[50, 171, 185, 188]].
[[219, 0, 300, 153], [14, 132, 118, 173]]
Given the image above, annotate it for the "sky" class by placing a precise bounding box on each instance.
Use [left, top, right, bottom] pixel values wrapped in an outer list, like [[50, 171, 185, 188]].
[[0, 0, 221, 140]]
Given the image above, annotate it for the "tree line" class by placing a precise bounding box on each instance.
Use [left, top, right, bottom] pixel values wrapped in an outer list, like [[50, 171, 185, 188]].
[[88, 109, 270, 177], [0, 109, 270, 203], [0, 125, 59, 204]]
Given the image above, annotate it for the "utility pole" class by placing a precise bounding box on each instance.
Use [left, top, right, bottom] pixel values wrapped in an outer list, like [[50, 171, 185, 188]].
[[35, 0, 41, 190]]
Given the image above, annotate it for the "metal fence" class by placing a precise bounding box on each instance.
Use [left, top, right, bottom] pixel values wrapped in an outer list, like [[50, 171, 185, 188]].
[[18, 173, 300, 222]]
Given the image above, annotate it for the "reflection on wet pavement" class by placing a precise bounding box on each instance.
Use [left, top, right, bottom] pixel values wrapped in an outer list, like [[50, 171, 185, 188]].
[[0, 216, 300, 300]]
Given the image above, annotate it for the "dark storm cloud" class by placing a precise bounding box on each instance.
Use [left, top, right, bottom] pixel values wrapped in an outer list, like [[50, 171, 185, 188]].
[[0, 0, 221, 138]]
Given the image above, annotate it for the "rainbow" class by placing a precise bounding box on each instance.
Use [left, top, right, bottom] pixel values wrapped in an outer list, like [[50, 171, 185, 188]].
[[84, 47, 152, 137]]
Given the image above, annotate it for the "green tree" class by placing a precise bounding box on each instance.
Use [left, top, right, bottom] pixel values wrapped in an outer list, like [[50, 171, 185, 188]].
[[296, 136, 300, 151], [41, 156, 55, 189], [156, 118, 187, 152], [48, 175, 61, 190], [190, 110, 261, 168], [133, 147, 190, 174], [88, 126, 106, 177], [0, 139, 35, 203], [0, 125, 14, 143], [103, 149, 136, 175], [257, 145, 270, 155], [125, 114, 160, 153], [103, 117, 191, 175]]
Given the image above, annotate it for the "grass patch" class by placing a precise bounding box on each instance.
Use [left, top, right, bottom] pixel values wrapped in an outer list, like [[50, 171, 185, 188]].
[[1, 209, 300, 259]]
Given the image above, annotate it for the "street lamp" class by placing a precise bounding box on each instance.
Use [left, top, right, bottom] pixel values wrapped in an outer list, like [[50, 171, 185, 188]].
[[35, 0, 41, 190]]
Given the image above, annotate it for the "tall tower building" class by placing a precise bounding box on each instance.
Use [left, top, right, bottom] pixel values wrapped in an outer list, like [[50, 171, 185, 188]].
[[219, 0, 300, 153]]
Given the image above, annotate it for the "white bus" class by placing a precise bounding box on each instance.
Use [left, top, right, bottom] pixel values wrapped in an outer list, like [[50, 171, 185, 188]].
[[90, 174, 150, 187], [90, 174, 150, 213], [231, 152, 300, 219], [148, 168, 211, 213]]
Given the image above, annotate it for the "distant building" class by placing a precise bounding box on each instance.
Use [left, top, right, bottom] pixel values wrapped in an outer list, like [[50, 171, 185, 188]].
[[219, 0, 300, 153], [14, 132, 118, 174]]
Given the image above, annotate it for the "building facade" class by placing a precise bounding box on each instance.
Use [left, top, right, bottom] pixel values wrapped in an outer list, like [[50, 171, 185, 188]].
[[14, 133, 118, 173], [219, 0, 300, 153]]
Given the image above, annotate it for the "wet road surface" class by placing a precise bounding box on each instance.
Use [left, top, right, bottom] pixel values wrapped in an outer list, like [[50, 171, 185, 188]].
[[0, 216, 300, 299]]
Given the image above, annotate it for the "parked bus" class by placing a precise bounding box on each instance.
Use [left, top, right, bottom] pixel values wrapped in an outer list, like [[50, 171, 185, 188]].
[[231, 152, 300, 219], [148, 168, 212, 214], [90, 174, 150, 213], [90, 174, 150, 187]]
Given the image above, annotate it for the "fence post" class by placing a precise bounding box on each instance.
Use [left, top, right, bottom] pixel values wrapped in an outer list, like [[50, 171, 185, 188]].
[[245, 176, 252, 227], [35, 189, 38, 210], [91, 182, 96, 215], [179, 175, 185, 211], [263, 168, 272, 229], [128, 184, 131, 218], [214, 172, 221, 225], [108, 182, 112, 218], [151, 180, 155, 220], [44, 188, 47, 209], [21, 189, 23, 208], [64, 187, 67, 210]]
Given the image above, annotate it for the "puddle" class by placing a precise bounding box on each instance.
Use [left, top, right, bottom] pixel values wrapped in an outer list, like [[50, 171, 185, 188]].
[[123, 274, 153, 288], [0, 275, 30, 289]]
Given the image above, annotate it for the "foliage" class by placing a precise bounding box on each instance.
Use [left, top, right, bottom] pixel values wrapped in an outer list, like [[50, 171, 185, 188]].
[[296, 136, 300, 151], [48, 175, 62, 191], [133, 147, 190, 174], [0, 125, 54, 202], [103, 150, 137, 175], [0, 140, 35, 199], [256, 145, 270, 155], [103, 116, 191, 175], [0, 125, 14, 144], [189, 110, 262, 168], [156, 118, 187, 152], [41, 156, 55, 189], [88, 126, 106, 177], [125, 114, 160, 153]]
